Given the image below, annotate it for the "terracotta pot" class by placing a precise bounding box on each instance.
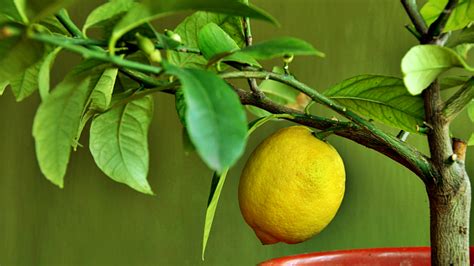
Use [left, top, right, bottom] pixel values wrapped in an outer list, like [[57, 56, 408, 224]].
[[259, 247, 474, 266]]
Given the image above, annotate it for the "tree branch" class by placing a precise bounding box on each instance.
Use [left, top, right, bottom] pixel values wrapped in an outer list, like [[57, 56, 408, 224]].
[[442, 77, 474, 121], [224, 71, 433, 181], [30, 33, 163, 75], [426, 0, 458, 39], [242, 17, 264, 99], [400, 0, 428, 35]]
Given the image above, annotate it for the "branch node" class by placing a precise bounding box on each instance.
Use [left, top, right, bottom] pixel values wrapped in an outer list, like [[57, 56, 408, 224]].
[[397, 130, 410, 142], [448, 153, 458, 164], [452, 138, 467, 163]]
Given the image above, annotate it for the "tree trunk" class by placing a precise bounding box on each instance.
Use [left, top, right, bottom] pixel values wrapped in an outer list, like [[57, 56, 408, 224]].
[[427, 169, 471, 265]]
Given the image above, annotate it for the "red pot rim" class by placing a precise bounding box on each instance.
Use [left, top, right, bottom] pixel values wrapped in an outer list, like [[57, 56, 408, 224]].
[[259, 246, 474, 266]]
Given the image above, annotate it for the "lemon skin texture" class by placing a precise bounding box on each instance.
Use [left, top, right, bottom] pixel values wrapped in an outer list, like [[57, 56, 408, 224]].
[[238, 126, 345, 245]]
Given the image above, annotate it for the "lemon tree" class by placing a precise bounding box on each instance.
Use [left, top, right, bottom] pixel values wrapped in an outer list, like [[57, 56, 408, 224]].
[[0, 0, 473, 264]]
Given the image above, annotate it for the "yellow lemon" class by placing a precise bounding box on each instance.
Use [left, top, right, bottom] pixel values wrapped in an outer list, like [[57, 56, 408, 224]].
[[238, 126, 345, 244]]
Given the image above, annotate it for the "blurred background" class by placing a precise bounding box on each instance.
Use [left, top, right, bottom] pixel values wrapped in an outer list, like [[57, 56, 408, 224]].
[[1, 0, 473, 265]]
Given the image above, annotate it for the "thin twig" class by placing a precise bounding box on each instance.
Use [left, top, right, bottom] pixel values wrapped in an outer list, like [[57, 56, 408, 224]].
[[242, 17, 264, 99], [31, 33, 163, 74], [400, 0, 428, 35]]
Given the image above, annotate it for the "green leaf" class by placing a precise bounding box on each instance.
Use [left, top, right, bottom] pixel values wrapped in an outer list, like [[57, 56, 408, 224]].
[[0, 34, 44, 82], [38, 47, 61, 101], [0, 0, 28, 22], [421, 0, 474, 32], [9, 59, 41, 101], [440, 76, 471, 89], [236, 37, 325, 60], [89, 95, 154, 194], [0, 80, 8, 95], [445, 26, 474, 57], [198, 22, 260, 67], [110, 0, 277, 53], [468, 133, 474, 145], [26, 0, 75, 21], [169, 11, 248, 68], [164, 62, 247, 172], [157, 32, 182, 50], [32, 71, 92, 188], [89, 68, 118, 111], [401, 45, 471, 95], [169, 12, 244, 68], [468, 100, 474, 121], [247, 67, 306, 117], [38, 15, 70, 35], [202, 169, 229, 260], [324, 75, 425, 133], [447, 25, 474, 47], [83, 0, 135, 34]]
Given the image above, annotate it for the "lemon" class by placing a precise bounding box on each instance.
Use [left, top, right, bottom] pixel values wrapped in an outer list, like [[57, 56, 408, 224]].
[[238, 126, 345, 244]]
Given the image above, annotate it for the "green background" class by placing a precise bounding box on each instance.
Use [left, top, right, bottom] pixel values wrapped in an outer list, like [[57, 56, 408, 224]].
[[1, 0, 473, 265]]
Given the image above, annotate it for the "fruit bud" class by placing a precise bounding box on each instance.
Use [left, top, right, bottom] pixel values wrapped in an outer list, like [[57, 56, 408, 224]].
[[149, 50, 162, 63], [165, 29, 182, 43], [283, 54, 294, 64], [136, 33, 156, 55]]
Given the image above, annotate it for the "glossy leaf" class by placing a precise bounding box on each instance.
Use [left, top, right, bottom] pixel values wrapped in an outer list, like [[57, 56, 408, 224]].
[[468, 100, 474, 121], [198, 22, 260, 67], [324, 75, 425, 133], [0, 80, 8, 95], [175, 88, 187, 126], [202, 169, 229, 260], [401, 45, 471, 95], [468, 133, 474, 146], [10, 60, 41, 101], [440, 76, 471, 90], [39, 15, 70, 35], [447, 26, 474, 48], [38, 47, 61, 100], [237, 37, 325, 60], [164, 63, 247, 172], [0, 0, 28, 22], [89, 68, 118, 111], [0, 35, 44, 82], [169, 11, 245, 68], [110, 0, 277, 52], [83, 0, 135, 34], [32, 71, 92, 187], [90, 96, 154, 194], [26, 0, 75, 21], [421, 0, 474, 32]]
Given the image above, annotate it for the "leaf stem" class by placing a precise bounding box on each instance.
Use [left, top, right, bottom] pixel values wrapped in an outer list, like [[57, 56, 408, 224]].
[[55, 9, 85, 38]]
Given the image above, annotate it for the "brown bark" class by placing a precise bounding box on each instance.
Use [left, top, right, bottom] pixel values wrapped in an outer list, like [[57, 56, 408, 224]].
[[427, 169, 471, 265]]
